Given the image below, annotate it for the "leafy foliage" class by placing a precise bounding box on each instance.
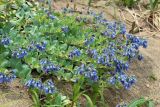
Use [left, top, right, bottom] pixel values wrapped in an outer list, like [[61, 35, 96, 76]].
[[149, 0, 159, 11], [128, 98, 154, 107], [116, 98, 154, 107], [119, 0, 140, 8], [0, 0, 149, 106]]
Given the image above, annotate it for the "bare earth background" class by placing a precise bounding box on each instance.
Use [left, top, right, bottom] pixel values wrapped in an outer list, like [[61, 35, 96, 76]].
[[0, 0, 160, 107]]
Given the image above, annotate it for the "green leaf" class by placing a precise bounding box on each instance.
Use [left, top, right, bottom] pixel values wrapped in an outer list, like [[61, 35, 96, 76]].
[[128, 98, 146, 107], [54, 94, 62, 106], [82, 94, 94, 107], [73, 77, 85, 102], [0, 59, 9, 68], [148, 100, 154, 107], [18, 64, 31, 79], [60, 43, 68, 51], [30, 89, 40, 107]]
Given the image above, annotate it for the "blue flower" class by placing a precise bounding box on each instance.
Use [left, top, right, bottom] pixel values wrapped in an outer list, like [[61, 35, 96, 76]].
[[43, 80, 56, 94], [43, 65, 60, 73], [43, 87, 55, 94], [101, 30, 116, 38], [46, 79, 54, 87], [98, 19, 108, 25], [62, 7, 68, 13], [40, 60, 60, 73], [49, 14, 56, 20], [142, 40, 148, 48], [138, 54, 143, 61], [86, 49, 98, 59], [109, 76, 116, 85], [97, 56, 105, 64], [35, 41, 47, 51], [75, 64, 98, 82], [27, 42, 35, 51], [25, 79, 56, 94], [69, 48, 81, 59], [61, 26, 69, 33], [117, 73, 136, 90], [116, 103, 127, 107], [0, 71, 16, 84], [40, 59, 48, 65], [12, 48, 28, 59], [1, 37, 10, 45], [25, 79, 34, 87], [84, 35, 95, 46], [122, 62, 129, 71], [119, 23, 126, 34]]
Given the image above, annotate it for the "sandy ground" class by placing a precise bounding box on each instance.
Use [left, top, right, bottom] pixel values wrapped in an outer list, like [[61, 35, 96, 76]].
[[0, 0, 160, 107], [0, 79, 32, 107]]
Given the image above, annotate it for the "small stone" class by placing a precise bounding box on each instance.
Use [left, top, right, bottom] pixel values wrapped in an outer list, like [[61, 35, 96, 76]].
[[146, 84, 150, 88]]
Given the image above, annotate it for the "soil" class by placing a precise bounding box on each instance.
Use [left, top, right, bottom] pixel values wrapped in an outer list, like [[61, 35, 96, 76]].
[[0, 79, 32, 107], [0, 0, 160, 107]]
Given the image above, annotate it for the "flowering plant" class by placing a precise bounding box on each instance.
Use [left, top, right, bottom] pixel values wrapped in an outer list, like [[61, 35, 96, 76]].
[[0, 0, 148, 106]]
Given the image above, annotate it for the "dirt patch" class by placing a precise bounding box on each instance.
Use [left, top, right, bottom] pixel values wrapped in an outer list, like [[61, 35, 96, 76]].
[[0, 79, 32, 107]]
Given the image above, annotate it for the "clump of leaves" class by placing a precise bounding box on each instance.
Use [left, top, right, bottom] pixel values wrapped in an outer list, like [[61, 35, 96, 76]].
[[149, 0, 159, 11], [119, 0, 140, 8], [117, 98, 154, 107], [128, 98, 154, 107]]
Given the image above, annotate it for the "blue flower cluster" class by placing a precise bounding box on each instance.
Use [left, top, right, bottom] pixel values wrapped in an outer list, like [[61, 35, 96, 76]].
[[0, 70, 16, 84], [35, 41, 47, 51], [40, 59, 60, 73], [118, 74, 136, 89], [86, 49, 98, 59], [27, 42, 35, 51], [89, 11, 127, 35], [116, 103, 127, 107], [122, 34, 148, 60], [45, 10, 57, 20], [109, 73, 136, 90], [61, 26, 69, 33], [98, 19, 108, 25], [80, 11, 148, 89], [1, 37, 10, 45], [12, 48, 28, 59], [43, 79, 55, 94], [75, 64, 98, 82], [62, 7, 74, 14], [101, 30, 116, 38], [114, 59, 129, 72], [88, 11, 127, 38], [94, 43, 116, 67], [75, 16, 91, 23], [138, 54, 143, 61], [123, 45, 138, 59], [101, 22, 127, 38], [25, 79, 55, 94], [12, 41, 47, 59], [84, 11, 148, 89], [84, 35, 95, 46], [27, 41, 47, 52], [88, 11, 103, 21], [69, 48, 81, 59], [126, 34, 148, 48]]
